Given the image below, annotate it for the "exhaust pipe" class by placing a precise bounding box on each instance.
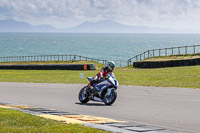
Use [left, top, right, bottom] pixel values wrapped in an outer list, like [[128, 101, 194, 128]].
[[93, 97, 102, 102]]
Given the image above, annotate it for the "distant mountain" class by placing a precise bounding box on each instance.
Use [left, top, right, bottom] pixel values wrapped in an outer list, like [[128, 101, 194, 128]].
[[0, 19, 199, 33], [60, 20, 163, 33], [59, 20, 188, 33], [0, 19, 56, 32]]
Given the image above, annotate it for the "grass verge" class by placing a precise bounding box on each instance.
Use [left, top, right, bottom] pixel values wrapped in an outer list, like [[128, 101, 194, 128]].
[[0, 64, 200, 88], [0, 108, 109, 133]]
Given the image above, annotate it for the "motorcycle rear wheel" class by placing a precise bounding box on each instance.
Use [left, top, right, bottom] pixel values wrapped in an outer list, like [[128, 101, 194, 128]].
[[78, 87, 89, 103]]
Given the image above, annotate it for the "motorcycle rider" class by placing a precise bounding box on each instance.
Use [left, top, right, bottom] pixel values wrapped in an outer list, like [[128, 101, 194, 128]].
[[88, 61, 115, 94]]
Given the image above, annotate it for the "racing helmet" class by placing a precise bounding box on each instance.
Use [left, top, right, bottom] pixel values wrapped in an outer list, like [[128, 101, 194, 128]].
[[107, 61, 115, 71]]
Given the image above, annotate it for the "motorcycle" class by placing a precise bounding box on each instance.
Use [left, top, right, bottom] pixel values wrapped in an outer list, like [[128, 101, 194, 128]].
[[78, 74, 119, 105]]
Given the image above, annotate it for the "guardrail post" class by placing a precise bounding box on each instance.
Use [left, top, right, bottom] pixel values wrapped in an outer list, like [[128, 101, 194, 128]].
[[140, 54, 141, 60], [127, 60, 130, 66], [159, 49, 161, 56], [185, 46, 187, 54], [153, 50, 155, 57]]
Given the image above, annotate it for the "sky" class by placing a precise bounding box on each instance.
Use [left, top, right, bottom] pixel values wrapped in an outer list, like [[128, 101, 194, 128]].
[[0, 0, 200, 30]]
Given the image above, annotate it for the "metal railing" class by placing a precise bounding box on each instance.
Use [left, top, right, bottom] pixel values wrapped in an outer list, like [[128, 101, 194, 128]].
[[127, 45, 200, 66], [0, 54, 107, 65]]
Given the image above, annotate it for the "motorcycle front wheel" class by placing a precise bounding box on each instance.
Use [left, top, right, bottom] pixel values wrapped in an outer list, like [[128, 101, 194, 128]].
[[104, 90, 117, 105], [78, 86, 89, 103]]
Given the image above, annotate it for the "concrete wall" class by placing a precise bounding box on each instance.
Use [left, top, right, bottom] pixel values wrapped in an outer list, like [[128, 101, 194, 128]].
[[133, 58, 200, 68], [0, 64, 95, 70]]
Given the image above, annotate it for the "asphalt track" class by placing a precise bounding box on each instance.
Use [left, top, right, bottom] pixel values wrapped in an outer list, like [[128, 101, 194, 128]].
[[0, 82, 200, 133]]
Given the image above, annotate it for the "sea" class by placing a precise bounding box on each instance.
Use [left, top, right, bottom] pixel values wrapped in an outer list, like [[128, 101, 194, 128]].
[[1, 33, 200, 66]]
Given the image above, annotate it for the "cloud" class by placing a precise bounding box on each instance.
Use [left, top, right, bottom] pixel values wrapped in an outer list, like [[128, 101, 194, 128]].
[[0, 0, 200, 29]]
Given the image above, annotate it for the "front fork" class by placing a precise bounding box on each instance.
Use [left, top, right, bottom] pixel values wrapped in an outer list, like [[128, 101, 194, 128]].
[[106, 88, 115, 96]]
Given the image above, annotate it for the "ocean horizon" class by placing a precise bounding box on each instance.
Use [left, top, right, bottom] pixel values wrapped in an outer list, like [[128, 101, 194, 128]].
[[1, 33, 200, 66]]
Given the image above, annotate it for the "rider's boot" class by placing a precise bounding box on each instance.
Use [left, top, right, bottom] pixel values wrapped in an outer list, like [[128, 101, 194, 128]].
[[88, 79, 97, 90]]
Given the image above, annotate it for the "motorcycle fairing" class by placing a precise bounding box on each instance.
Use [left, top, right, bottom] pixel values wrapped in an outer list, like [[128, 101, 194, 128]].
[[87, 75, 118, 91], [94, 80, 112, 91]]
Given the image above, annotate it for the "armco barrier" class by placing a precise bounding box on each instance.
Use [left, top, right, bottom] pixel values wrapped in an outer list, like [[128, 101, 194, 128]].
[[0, 64, 95, 70], [133, 58, 200, 68]]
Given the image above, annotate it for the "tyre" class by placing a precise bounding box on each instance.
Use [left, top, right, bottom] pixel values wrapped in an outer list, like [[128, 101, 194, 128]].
[[78, 87, 89, 103], [104, 89, 117, 105]]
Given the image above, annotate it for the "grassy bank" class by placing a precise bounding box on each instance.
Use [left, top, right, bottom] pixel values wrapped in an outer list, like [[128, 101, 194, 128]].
[[0, 61, 105, 70], [116, 66, 200, 88], [143, 53, 200, 62], [0, 64, 200, 88], [0, 108, 109, 133]]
